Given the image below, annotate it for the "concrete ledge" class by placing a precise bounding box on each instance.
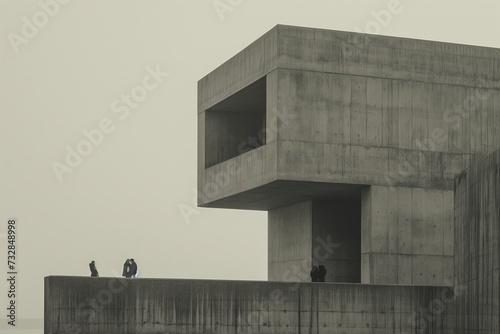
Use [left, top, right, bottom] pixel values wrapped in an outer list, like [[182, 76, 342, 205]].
[[45, 276, 454, 333]]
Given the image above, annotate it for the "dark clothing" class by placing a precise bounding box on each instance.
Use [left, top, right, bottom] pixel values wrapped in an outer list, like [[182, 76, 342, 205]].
[[310, 266, 319, 282], [318, 265, 327, 282], [89, 263, 98, 277], [123, 261, 131, 278], [129, 261, 138, 277]]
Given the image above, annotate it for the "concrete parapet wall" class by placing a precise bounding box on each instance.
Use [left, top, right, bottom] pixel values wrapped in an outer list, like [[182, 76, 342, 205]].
[[45, 276, 453, 334]]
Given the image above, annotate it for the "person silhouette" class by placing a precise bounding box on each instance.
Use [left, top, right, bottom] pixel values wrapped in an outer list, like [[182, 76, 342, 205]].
[[310, 265, 319, 282], [89, 260, 99, 277], [129, 258, 138, 278], [122, 259, 131, 278], [318, 265, 327, 282]]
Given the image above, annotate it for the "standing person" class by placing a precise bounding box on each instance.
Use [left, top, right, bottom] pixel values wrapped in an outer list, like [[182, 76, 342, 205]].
[[89, 260, 99, 277], [318, 265, 327, 282], [122, 259, 131, 278], [310, 265, 319, 282], [129, 258, 138, 278]]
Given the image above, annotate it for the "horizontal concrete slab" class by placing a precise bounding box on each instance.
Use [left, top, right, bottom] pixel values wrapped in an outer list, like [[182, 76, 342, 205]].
[[198, 27, 500, 209], [199, 179, 364, 210]]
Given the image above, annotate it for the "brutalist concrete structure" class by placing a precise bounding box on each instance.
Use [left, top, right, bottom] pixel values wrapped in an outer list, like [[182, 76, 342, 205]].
[[198, 24, 499, 286], [45, 25, 499, 333]]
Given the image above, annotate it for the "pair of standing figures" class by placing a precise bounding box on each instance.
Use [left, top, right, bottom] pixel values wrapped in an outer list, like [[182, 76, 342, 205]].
[[310, 265, 327, 282], [88, 259, 138, 278], [122, 258, 138, 278]]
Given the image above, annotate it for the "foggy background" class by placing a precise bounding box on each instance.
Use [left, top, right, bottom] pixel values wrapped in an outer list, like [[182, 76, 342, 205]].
[[1, 0, 499, 332]]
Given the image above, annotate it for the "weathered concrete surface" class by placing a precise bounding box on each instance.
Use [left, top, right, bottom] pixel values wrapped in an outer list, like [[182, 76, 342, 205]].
[[268, 201, 313, 282], [45, 276, 454, 334], [198, 25, 500, 209], [274, 68, 493, 189], [361, 186, 454, 285], [201, 180, 362, 211], [451, 149, 500, 332], [198, 25, 500, 286], [193, 25, 500, 331]]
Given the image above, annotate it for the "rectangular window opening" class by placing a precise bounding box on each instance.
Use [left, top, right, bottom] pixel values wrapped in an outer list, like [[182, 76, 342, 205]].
[[205, 77, 266, 168]]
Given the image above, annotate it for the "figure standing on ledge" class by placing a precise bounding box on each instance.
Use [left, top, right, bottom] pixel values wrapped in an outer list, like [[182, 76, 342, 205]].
[[310, 265, 319, 282], [89, 260, 98, 277], [129, 258, 138, 278], [318, 265, 327, 282], [122, 259, 131, 278]]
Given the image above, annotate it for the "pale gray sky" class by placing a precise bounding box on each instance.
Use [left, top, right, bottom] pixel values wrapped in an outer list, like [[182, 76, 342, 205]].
[[1, 0, 499, 331]]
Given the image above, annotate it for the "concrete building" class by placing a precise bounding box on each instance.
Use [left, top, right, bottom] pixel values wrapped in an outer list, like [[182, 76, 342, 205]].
[[45, 25, 499, 333]]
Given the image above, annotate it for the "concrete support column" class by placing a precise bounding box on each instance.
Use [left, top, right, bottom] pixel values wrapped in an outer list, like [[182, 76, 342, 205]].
[[268, 200, 313, 282], [361, 186, 454, 285]]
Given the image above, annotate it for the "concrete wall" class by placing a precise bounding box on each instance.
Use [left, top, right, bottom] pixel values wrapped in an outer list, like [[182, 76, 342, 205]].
[[268, 201, 312, 282], [452, 150, 500, 332], [361, 186, 454, 285], [45, 276, 454, 334], [276, 25, 500, 86], [275, 68, 498, 188]]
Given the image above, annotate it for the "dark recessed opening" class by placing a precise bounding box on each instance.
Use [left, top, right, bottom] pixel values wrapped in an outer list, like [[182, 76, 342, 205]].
[[205, 77, 266, 168], [312, 199, 361, 283]]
